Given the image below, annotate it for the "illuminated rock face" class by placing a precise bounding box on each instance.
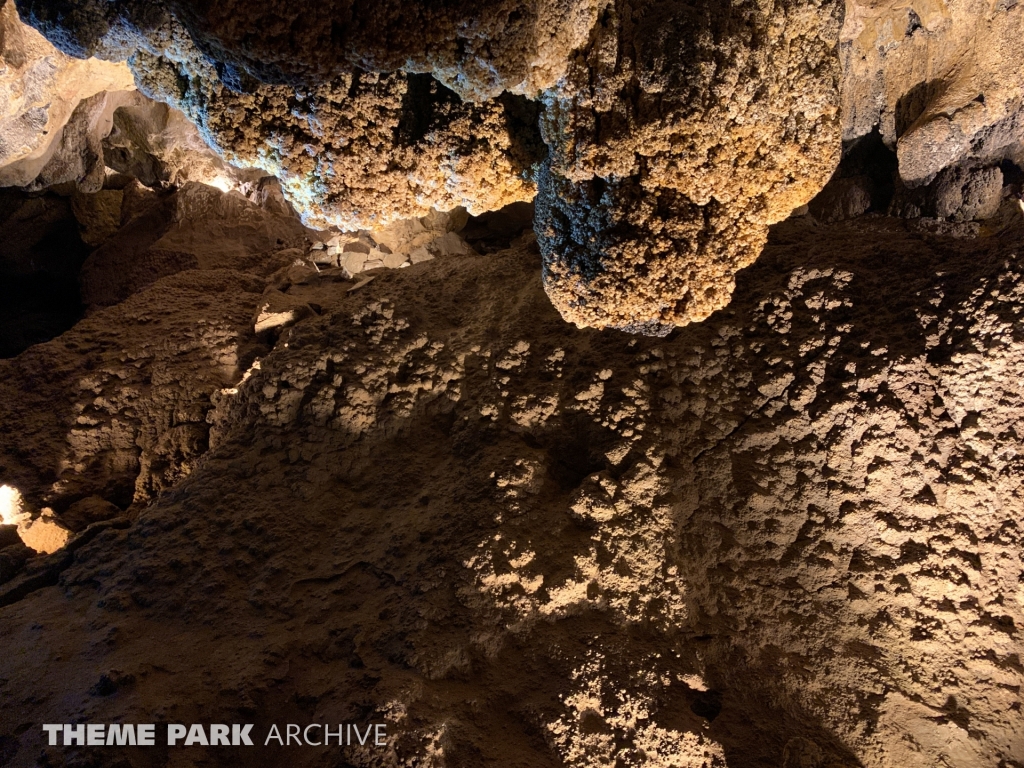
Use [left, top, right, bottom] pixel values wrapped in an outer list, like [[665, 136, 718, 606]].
[[0, 214, 1021, 766], [0, 0, 133, 187], [10, 0, 1024, 332], [841, 0, 1024, 186], [11, 0, 843, 331], [0, 2, 1021, 765], [131, 58, 543, 231], [537, 0, 843, 332]]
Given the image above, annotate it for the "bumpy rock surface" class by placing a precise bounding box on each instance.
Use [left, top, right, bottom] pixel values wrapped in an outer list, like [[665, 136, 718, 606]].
[[0, 207, 1021, 766], [132, 49, 542, 230], [0, 181, 311, 519], [0, 1, 275, 197], [11, 0, 845, 332], [537, 0, 843, 332], [11, 0, 1024, 334], [79, 180, 309, 307], [15, 0, 601, 101], [15, 0, 1024, 333]]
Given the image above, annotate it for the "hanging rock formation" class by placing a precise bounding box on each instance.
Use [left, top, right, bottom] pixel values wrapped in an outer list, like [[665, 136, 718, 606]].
[[9, 0, 844, 332], [536, 0, 843, 332], [0, 1, 1022, 762], [8, 0, 1024, 332]]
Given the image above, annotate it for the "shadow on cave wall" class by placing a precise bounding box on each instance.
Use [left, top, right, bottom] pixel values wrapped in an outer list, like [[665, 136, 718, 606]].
[[657, 212, 1023, 767], [0, 189, 90, 358]]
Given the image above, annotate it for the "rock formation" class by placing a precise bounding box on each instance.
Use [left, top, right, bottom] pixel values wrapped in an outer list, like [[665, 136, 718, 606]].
[[841, 0, 1024, 185], [0, 1, 1022, 766], [0, 208, 1021, 767], [7, 0, 1024, 331], [8, 0, 843, 331], [0, 0, 133, 188], [536, 0, 843, 332]]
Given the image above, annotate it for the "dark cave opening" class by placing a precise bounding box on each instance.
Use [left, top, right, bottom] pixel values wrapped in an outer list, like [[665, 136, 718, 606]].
[[0, 189, 90, 358]]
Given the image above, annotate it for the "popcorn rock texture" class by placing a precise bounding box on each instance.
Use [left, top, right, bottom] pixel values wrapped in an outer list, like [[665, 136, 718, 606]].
[[9, 0, 842, 331], [10, 0, 1024, 331], [536, 0, 843, 332], [0, 212, 1021, 766], [1, 1, 1023, 764]]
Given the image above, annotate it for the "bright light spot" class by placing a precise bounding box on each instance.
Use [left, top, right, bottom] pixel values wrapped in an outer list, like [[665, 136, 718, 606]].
[[1018, 198, 1024, 216], [0, 485, 23, 525], [220, 358, 261, 397], [208, 175, 234, 193]]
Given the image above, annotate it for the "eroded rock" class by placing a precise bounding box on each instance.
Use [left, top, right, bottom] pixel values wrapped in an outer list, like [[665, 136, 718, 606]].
[[0, 0, 133, 187], [0, 214, 1020, 766], [9, 0, 1024, 334], [80, 180, 309, 308], [537, 0, 843, 331], [132, 53, 542, 230], [842, 0, 1024, 186]]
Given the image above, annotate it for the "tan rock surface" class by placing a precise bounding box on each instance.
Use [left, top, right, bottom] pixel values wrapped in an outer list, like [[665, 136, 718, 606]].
[[0, 0, 133, 187], [537, 0, 844, 332], [80, 180, 309, 308], [9, 0, 1024, 334], [0, 212, 1020, 766], [16, 511, 71, 554], [133, 50, 541, 230], [841, 0, 1024, 184]]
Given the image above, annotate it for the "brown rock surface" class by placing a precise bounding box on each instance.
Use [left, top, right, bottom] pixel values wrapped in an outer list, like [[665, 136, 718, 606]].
[[0, 211, 1020, 766], [1, 2, 1022, 764], [535, 0, 843, 332], [841, 0, 1024, 185], [132, 50, 542, 230], [80, 180, 309, 308], [9, 0, 1024, 333], [0, 266, 267, 518], [0, 0, 133, 187]]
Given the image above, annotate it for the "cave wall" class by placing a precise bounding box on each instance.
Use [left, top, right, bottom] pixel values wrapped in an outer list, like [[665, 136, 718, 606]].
[[0, 1, 1022, 766], [9, 0, 1023, 331], [0, 215, 1021, 767]]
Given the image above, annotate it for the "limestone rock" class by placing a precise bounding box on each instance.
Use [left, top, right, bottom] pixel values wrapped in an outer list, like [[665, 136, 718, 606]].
[[80, 181, 308, 308], [132, 52, 541, 230], [15, 0, 600, 101], [842, 0, 1024, 186], [0, 265, 271, 513], [253, 289, 314, 334], [1, 2, 271, 196], [809, 175, 875, 224], [537, 0, 843, 331], [891, 163, 1006, 222], [12, 0, 1024, 334], [934, 165, 1004, 221], [100, 93, 267, 191], [0, 0, 134, 188], [308, 207, 476, 274], [0, 215, 1021, 766], [59, 495, 121, 532], [17, 510, 70, 554], [70, 188, 123, 246], [461, 200, 536, 251]]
